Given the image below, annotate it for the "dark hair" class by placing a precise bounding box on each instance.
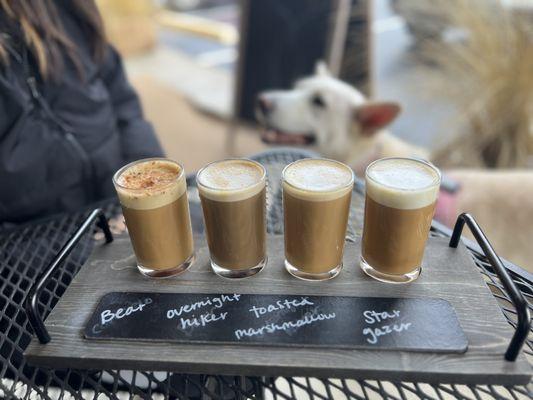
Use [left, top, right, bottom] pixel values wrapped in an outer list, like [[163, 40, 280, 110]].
[[0, 0, 106, 80]]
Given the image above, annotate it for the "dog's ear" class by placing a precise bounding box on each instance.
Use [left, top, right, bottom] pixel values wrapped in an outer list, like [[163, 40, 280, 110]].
[[315, 60, 330, 76], [354, 102, 401, 135]]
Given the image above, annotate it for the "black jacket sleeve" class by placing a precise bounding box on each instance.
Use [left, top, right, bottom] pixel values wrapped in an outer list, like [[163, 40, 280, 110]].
[[99, 45, 164, 162]]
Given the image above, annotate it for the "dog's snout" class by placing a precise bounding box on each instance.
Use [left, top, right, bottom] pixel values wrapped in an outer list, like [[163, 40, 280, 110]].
[[257, 96, 275, 116]]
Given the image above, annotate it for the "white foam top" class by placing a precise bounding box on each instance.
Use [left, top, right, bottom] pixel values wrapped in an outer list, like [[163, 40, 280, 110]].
[[282, 158, 354, 201], [366, 158, 441, 209], [196, 159, 266, 202], [113, 158, 187, 210]]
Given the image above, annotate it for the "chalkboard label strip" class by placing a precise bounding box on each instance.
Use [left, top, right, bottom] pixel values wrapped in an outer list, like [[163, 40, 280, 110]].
[[84, 292, 468, 353]]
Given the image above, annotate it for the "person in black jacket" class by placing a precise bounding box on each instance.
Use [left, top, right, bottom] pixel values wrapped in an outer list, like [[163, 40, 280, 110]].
[[0, 0, 163, 224]]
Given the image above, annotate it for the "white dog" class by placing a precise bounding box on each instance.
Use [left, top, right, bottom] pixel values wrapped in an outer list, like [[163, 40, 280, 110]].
[[255, 62, 533, 272], [256, 62, 428, 175]]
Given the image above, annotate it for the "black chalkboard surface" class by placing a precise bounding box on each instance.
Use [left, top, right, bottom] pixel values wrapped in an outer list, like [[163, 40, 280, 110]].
[[85, 292, 467, 353]]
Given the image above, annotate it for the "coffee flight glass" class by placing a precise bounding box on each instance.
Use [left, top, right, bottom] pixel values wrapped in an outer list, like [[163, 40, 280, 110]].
[[197, 159, 267, 279], [282, 158, 354, 281], [113, 158, 195, 278], [113, 156, 439, 284], [361, 157, 441, 283]]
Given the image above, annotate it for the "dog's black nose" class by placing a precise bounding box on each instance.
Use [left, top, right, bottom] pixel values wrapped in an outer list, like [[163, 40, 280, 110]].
[[257, 96, 274, 116]]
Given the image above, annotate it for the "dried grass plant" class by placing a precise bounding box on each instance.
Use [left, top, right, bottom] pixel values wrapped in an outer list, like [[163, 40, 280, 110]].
[[416, 0, 533, 168]]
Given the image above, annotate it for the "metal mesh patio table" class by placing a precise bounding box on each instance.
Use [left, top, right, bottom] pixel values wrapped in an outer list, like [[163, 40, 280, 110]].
[[0, 148, 531, 399]]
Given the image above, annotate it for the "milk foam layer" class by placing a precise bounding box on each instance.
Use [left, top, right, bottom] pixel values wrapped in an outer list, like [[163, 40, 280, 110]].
[[366, 158, 440, 210], [114, 159, 187, 210], [283, 158, 354, 201], [197, 159, 265, 202]]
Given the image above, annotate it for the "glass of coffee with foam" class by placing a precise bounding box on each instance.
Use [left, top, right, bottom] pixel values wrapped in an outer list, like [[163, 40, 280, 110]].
[[282, 158, 354, 281], [361, 157, 441, 283], [196, 159, 267, 278], [113, 158, 195, 278]]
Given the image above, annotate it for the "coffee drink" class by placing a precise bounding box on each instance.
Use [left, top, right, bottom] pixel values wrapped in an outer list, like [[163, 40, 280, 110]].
[[113, 158, 194, 278], [361, 157, 441, 283], [283, 158, 354, 280], [197, 159, 267, 278]]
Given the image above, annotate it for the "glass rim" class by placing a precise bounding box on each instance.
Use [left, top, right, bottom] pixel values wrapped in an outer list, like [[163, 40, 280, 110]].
[[365, 157, 441, 192], [112, 157, 185, 192], [281, 157, 355, 193], [196, 158, 266, 192]]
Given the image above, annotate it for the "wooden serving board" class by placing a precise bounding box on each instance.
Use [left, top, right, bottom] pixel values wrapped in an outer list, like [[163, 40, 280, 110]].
[[25, 235, 531, 385]]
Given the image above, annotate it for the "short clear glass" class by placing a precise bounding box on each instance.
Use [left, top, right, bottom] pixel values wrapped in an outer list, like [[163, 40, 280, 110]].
[[361, 157, 441, 283], [113, 158, 195, 278], [196, 159, 267, 279], [282, 158, 354, 281]]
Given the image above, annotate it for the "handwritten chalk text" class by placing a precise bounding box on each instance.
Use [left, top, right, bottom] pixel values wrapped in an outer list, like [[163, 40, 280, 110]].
[[167, 294, 241, 319], [100, 297, 153, 326], [363, 310, 401, 324], [235, 312, 336, 340], [363, 322, 412, 344], [362, 309, 412, 344], [179, 312, 228, 330], [248, 297, 314, 318]]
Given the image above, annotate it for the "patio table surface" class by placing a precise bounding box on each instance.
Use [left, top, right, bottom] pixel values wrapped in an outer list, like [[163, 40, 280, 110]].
[[0, 148, 531, 399]]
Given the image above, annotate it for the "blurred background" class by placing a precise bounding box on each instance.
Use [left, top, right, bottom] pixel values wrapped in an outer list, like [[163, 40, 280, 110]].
[[97, 0, 532, 269], [97, 0, 533, 169]]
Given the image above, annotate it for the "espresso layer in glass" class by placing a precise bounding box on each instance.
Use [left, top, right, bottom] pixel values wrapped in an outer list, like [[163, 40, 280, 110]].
[[283, 158, 354, 275], [362, 195, 435, 274], [201, 189, 266, 269], [197, 159, 266, 271], [114, 158, 194, 271], [122, 194, 194, 269], [284, 190, 351, 273]]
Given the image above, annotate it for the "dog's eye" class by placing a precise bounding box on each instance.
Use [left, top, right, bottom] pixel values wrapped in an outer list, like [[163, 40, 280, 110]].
[[310, 94, 326, 108]]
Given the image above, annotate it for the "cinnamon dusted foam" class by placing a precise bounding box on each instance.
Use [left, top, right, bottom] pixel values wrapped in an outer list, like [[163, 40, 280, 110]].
[[114, 159, 187, 210]]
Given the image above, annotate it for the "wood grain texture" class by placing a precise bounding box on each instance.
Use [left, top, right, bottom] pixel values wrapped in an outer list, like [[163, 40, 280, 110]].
[[24, 235, 531, 385]]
